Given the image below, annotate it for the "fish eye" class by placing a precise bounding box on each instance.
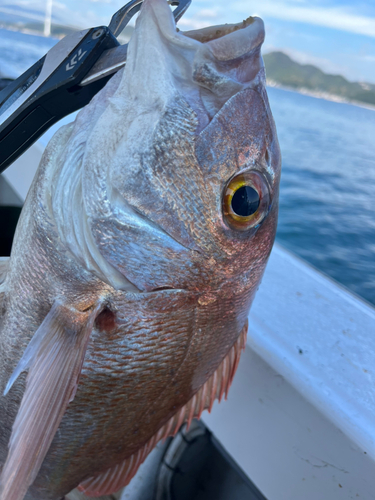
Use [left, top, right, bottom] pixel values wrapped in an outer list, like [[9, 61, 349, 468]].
[[223, 170, 270, 231]]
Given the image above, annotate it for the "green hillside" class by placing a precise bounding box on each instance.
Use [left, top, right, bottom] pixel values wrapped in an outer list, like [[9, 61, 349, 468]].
[[263, 51, 375, 107]]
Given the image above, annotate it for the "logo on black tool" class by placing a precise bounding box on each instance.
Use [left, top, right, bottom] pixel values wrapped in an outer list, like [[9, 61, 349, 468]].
[[66, 49, 87, 71]]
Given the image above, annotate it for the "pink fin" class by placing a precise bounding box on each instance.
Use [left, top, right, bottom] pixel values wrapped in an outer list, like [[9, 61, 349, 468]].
[[0, 300, 101, 500], [0, 258, 9, 285], [78, 322, 248, 498]]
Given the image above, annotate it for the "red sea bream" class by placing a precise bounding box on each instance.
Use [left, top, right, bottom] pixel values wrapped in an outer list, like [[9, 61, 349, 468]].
[[0, 0, 281, 498]]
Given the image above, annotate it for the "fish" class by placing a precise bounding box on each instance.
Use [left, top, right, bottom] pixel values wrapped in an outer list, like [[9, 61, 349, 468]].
[[0, 0, 281, 499]]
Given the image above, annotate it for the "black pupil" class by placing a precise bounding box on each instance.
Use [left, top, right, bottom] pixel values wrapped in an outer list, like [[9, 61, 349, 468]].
[[231, 186, 260, 217]]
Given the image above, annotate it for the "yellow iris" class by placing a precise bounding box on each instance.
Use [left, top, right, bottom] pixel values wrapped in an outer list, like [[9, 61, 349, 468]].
[[222, 170, 270, 231]]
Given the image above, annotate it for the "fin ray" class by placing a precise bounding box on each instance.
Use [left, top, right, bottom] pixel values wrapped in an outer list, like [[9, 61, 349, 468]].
[[0, 300, 101, 500], [0, 257, 9, 285]]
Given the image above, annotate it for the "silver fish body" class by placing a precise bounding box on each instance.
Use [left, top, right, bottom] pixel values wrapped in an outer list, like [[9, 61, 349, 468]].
[[0, 1, 281, 499]]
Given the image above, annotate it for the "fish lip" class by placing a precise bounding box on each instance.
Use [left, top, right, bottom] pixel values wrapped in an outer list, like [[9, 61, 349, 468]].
[[181, 16, 261, 37], [180, 17, 258, 44], [180, 16, 265, 63]]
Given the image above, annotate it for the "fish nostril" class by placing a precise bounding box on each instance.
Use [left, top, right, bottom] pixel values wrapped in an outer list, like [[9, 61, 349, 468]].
[[265, 149, 270, 166], [95, 307, 117, 333]]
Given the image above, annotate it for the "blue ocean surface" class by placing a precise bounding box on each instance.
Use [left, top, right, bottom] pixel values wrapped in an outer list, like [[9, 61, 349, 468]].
[[0, 29, 374, 306], [268, 87, 375, 306], [0, 28, 56, 78]]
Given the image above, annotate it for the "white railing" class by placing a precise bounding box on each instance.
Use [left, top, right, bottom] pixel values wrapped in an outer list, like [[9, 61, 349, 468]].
[[203, 244, 375, 500]]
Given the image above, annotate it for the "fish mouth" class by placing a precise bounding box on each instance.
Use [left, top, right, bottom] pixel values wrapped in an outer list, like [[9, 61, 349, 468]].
[[119, 0, 266, 129], [180, 16, 265, 123], [181, 17, 257, 43], [181, 16, 265, 66]]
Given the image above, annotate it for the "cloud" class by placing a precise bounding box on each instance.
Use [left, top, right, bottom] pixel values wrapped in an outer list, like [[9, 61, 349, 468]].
[[231, 0, 375, 39], [176, 7, 222, 30], [53, 1, 67, 10], [177, 17, 213, 30], [178, 0, 375, 39], [195, 8, 220, 18], [361, 54, 375, 62], [0, 6, 45, 22], [168, 0, 224, 27], [0, 1, 86, 27]]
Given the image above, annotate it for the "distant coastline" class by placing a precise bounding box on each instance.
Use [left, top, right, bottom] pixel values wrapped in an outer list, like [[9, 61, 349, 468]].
[[0, 21, 133, 44], [266, 79, 375, 112], [0, 24, 58, 38], [0, 23, 373, 113], [264, 52, 375, 111], [0, 20, 76, 38]]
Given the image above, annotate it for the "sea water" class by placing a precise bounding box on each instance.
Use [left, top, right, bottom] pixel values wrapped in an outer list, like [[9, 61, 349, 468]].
[[268, 87, 375, 306], [0, 28, 56, 78], [0, 29, 374, 306]]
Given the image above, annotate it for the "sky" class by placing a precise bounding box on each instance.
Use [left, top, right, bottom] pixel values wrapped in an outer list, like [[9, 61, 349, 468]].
[[0, 0, 374, 83]]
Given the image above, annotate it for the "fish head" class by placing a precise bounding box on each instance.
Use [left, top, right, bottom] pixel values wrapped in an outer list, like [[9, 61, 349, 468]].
[[71, 0, 281, 304]]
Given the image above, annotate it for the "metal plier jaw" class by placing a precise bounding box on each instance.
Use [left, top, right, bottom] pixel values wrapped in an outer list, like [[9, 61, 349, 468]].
[[0, 0, 191, 173]]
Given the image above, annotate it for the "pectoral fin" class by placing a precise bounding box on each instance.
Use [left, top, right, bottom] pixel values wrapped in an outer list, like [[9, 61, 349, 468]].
[[0, 257, 9, 285], [0, 300, 101, 500]]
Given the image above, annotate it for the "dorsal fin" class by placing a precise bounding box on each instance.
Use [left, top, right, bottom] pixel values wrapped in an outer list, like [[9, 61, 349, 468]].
[[0, 300, 102, 500], [78, 322, 248, 497]]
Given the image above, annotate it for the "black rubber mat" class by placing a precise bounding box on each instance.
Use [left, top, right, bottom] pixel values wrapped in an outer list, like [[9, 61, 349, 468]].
[[168, 426, 267, 500]]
